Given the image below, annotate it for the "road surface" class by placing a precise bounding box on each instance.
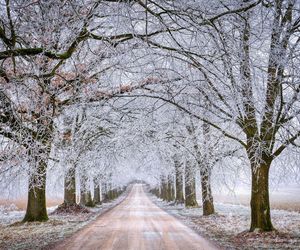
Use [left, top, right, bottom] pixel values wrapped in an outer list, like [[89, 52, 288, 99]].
[[54, 184, 217, 250]]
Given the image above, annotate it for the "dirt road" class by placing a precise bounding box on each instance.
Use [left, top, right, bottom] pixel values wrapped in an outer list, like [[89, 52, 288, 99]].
[[54, 184, 217, 250]]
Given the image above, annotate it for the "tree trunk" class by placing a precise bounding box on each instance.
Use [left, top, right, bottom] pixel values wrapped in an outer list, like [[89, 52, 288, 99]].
[[175, 160, 184, 204], [107, 189, 114, 200], [161, 178, 168, 201], [63, 165, 76, 205], [107, 184, 114, 200], [184, 162, 198, 207], [85, 190, 95, 207], [166, 176, 174, 202], [94, 179, 101, 204], [102, 183, 109, 202], [80, 174, 94, 207], [170, 181, 175, 201], [250, 162, 274, 232], [80, 175, 87, 205], [200, 113, 215, 215], [200, 168, 215, 215], [23, 159, 48, 222], [113, 189, 117, 199]]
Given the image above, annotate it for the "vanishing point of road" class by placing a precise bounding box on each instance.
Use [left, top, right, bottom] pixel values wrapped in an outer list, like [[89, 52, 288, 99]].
[[54, 184, 218, 250]]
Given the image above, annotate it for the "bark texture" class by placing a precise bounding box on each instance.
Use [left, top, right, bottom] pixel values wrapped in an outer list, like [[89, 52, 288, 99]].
[[102, 183, 109, 202], [175, 160, 184, 204], [167, 176, 175, 202], [161, 178, 168, 201], [63, 165, 76, 205], [250, 162, 273, 232], [85, 190, 95, 207], [94, 181, 101, 204], [80, 175, 87, 205], [23, 159, 48, 222], [184, 162, 198, 207], [80, 174, 95, 207], [200, 168, 215, 215], [200, 119, 215, 216]]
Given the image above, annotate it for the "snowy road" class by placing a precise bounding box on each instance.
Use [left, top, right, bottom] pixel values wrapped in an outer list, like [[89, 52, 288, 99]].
[[54, 184, 217, 250]]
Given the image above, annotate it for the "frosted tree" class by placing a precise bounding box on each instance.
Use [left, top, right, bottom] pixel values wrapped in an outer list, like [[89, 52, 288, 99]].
[[138, 0, 300, 231], [0, 0, 170, 221]]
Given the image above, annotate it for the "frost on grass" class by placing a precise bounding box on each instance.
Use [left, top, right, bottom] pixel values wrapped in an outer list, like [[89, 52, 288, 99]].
[[152, 197, 300, 250], [0, 205, 58, 226], [0, 194, 125, 250]]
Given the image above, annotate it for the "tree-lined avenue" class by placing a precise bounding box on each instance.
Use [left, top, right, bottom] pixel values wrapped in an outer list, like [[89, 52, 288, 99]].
[[54, 184, 217, 250]]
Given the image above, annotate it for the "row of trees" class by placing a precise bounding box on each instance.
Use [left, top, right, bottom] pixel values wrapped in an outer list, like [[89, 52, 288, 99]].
[[0, 0, 300, 234], [0, 0, 163, 221], [137, 0, 300, 232]]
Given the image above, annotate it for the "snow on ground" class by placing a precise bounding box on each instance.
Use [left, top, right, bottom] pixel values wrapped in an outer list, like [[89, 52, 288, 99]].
[[152, 197, 300, 249], [0, 191, 128, 250], [213, 185, 300, 212], [0, 205, 58, 226], [1, 186, 299, 250]]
